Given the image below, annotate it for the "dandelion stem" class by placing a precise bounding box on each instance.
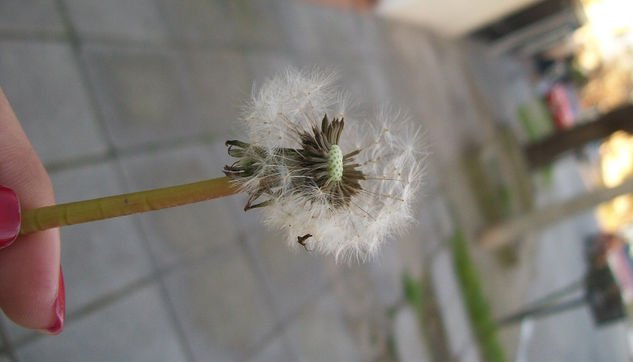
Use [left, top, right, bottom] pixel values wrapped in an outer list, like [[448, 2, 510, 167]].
[[19, 176, 239, 235]]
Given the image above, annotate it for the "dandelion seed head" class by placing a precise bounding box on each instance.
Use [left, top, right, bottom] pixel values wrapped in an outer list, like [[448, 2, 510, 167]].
[[225, 68, 425, 262]]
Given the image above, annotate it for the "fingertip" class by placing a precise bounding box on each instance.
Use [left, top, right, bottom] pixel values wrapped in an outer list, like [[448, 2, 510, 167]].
[[38, 266, 65, 335], [0, 84, 64, 333], [0, 230, 62, 331]]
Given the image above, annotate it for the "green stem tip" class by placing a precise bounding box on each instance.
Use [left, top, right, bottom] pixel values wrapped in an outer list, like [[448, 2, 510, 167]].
[[20, 176, 239, 235]]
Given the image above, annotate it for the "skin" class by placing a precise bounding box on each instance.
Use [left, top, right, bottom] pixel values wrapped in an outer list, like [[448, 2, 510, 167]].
[[0, 86, 61, 331]]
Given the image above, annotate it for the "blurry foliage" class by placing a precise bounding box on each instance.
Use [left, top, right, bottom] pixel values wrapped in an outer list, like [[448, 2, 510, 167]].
[[402, 273, 452, 361], [402, 273, 425, 316], [450, 231, 507, 362], [517, 99, 555, 142], [462, 127, 533, 227]]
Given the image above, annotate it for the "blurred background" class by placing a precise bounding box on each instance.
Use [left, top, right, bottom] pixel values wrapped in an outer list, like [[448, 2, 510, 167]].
[[0, 0, 632, 361]]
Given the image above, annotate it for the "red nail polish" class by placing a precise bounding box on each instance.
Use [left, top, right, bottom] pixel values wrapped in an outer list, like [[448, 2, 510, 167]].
[[45, 267, 65, 335], [0, 185, 20, 249]]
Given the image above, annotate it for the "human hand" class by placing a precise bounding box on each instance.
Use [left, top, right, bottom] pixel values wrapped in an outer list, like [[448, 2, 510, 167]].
[[0, 86, 64, 334]]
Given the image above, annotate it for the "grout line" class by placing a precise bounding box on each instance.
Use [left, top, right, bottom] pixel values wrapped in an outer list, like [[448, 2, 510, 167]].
[[42, 133, 222, 174], [0, 21, 384, 60], [4, 229, 231, 355], [235, 234, 294, 361], [43, 152, 112, 174], [240, 279, 334, 362], [234, 224, 333, 360], [112, 164, 197, 362], [0, 29, 285, 53], [7, 273, 155, 351], [0, 32, 67, 43], [52, 2, 196, 361], [428, 195, 486, 361], [52, 0, 118, 162]]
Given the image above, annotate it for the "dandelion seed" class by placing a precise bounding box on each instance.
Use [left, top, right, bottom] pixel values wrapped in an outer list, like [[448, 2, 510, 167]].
[[17, 69, 423, 263], [224, 69, 425, 261]]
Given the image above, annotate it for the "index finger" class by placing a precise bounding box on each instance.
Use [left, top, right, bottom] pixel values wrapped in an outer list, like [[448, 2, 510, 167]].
[[0, 86, 63, 333]]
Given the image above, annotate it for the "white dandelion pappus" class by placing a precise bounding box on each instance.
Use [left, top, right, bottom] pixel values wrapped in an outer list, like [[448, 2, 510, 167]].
[[224, 69, 424, 261]]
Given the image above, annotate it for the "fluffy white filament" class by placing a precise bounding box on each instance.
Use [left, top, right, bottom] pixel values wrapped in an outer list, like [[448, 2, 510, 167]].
[[239, 69, 424, 261]]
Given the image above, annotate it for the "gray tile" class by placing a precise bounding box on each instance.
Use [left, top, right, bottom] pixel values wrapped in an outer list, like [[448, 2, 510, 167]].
[[420, 153, 441, 193], [430, 195, 454, 240], [430, 249, 461, 307], [305, 53, 387, 115], [229, 0, 286, 50], [159, 0, 286, 49], [406, 196, 445, 262], [245, 228, 329, 321], [158, 0, 236, 46], [119, 144, 237, 268], [279, 2, 384, 59], [246, 333, 296, 362], [0, 0, 65, 36], [383, 24, 457, 132], [440, 295, 473, 357], [368, 241, 404, 308], [378, 53, 436, 122], [82, 45, 202, 149], [324, 259, 393, 358], [50, 162, 153, 314], [63, 0, 169, 43], [0, 313, 27, 346], [433, 45, 485, 146], [185, 50, 251, 139], [0, 41, 108, 164], [357, 57, 397, 106], [0, 310, 28, 344], [394, 306, 429, 362], [17, 284, 188, 361], [164, 247, 276, 361], [397, 220, 430, 280], [460, 341, 481, 362], [430, 250, 474, 356], [275, 2, 324, 58], [285, 292, 359, 361], [244, 50, 298, 86]]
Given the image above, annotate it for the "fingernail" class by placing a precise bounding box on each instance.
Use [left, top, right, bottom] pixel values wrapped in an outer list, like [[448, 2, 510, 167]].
[[43, 266, 65, 335], [0, 185, 20, 249]]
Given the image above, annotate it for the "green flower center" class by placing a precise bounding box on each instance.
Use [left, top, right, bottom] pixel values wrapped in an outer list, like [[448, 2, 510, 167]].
[[225, 114, 364, 211], [327, 144, 343, 182]]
